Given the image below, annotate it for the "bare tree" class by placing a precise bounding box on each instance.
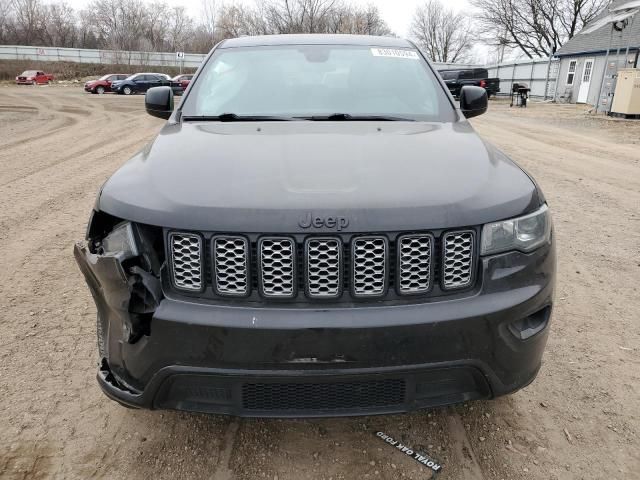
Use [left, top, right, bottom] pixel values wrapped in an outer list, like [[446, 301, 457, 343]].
[[11, 0, 46, 44], [471, 0, 608, 58], [201, 0, 217, 44], [166, 6, 191, 50], [89, 0, 148, 52], [42, 1, 77, 47], [0, 0, 14, 43], [0, 0, 393, 52], [143, 1, 169, 50], [410, 0, 474, 63]]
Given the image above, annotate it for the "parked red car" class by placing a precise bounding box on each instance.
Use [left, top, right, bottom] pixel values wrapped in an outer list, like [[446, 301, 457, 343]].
[[172, 74, 193, 91], [84, 74, 129, 94], [15, 70, 54, 85]]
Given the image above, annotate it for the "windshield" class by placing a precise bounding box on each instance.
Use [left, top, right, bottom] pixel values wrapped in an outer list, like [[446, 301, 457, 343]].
[[181, 45, 454, 122], [21, 70, 37, 76], [99, 74, 111, 81]]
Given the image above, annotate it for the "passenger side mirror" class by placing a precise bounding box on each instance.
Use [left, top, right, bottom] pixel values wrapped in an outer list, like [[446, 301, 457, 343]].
[[460, 86, 488, 119], [146, 86, 174, 120]]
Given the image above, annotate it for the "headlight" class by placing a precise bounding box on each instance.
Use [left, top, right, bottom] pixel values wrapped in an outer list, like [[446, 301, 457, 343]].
[[101, 222, 139, 258], [481, 204, 551, 255]]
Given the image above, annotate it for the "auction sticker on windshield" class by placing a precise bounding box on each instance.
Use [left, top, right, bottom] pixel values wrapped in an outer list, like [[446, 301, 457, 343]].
[[371, 48, 419, 59]]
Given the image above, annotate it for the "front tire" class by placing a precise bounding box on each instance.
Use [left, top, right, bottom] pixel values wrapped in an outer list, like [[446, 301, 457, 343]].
[[123, 86, 133, 95], [96, 85, 105, 94]]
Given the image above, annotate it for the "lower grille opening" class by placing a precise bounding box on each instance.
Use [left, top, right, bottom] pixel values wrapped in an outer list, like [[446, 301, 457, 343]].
[[242, 379, 406, 412]]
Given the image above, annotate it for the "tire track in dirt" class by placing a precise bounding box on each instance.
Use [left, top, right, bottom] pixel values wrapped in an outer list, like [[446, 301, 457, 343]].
[[0, 114, 154, 187]]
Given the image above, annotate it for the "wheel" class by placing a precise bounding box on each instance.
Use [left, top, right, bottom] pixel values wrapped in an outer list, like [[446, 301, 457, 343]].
[[123, 86, 133, 95], [96, 85, 105, 94]]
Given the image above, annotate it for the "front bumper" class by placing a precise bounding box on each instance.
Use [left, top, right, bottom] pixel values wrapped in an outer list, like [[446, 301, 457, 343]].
[[76, 241, 555, 417]]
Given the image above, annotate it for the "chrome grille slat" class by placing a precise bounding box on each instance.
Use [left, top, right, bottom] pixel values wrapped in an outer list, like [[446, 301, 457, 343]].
[[259, 238, 295, 297], [352, 237, 387, 297], [306, 238, 342, 298], [398, 234, 433, 294], [443, 231, 474, 289], [213, 236, 249, 296], [169, 233, 203, 291]]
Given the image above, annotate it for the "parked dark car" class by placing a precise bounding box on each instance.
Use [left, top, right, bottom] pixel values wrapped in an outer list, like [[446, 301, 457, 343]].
[[172, 74, 193, 91], [111, 73, 182, 95], [84, 74, 129, 94], [439, 68, 500, 98], [15, 70, 54, 85], [75, 35, 555, 418]]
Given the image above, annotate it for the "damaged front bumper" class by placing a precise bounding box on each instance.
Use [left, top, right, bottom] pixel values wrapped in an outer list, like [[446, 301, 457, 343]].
[[74, 225, 163, 393], [75, 233, 555, 418]]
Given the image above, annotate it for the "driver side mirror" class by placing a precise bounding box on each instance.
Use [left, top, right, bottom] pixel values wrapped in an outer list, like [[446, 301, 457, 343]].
[[460, 86, 488, 119], [146, 86, 174, 120]]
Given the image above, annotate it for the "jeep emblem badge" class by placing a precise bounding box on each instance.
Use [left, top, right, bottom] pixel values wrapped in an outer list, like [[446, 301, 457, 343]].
[[299, 213, 349, 231]]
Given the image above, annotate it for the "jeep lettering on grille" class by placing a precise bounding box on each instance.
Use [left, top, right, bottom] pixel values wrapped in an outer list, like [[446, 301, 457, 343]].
[[298, 213, 349, 231]]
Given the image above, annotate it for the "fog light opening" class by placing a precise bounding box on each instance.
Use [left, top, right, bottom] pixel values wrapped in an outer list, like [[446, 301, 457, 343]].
[[509, 305, 551, 340]]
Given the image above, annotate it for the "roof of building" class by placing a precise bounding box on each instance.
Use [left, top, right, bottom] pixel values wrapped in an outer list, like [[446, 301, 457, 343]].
[[219, 34, 411, 49], [556, 0, 640, 56]]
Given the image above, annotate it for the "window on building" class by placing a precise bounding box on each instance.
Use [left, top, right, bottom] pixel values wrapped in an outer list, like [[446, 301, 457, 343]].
[[566, 60, 577, 85]]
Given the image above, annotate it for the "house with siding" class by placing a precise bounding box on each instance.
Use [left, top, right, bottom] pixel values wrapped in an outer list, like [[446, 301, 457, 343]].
[[554, 0, 640, 106]]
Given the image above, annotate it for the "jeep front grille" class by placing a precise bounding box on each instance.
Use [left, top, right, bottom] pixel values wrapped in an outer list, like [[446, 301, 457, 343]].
[[306, 238, 342, 298], [443, 231, 474, 289], [169, 233, 203, 291], [259, 238, 296, 298], [213, 236, 249, 296], [352, 237, 387, 297], [398, 234, 433, 294], [168, 229, 476, 300]]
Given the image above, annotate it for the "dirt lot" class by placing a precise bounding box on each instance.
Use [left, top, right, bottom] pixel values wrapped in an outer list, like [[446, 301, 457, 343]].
[[0, 85, 638, 480]]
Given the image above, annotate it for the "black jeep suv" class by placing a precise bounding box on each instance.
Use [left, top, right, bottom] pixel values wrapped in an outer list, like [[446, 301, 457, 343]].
[[75, 35, 555, 417]]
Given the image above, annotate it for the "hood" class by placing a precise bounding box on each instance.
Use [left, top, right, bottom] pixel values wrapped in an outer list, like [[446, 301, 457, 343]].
[[99, 121, 540, 233]]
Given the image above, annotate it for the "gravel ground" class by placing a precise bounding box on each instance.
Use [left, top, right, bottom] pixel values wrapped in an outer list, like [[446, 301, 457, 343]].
[[0, 86, 638, 479]]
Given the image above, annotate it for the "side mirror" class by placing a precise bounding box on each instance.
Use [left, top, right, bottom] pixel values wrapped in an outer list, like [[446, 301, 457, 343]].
[[460, 86, 488, 119], [146, 86, 174, 120]]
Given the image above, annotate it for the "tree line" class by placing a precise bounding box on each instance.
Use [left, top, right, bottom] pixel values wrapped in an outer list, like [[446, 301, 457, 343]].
[[0, 0, 608, 61], [0, 0, 391, 54]]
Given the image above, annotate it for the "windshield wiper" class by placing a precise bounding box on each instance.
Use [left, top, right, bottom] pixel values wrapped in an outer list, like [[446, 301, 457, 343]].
[[299, 113, 415, 121], [182, 113, 297, 122]]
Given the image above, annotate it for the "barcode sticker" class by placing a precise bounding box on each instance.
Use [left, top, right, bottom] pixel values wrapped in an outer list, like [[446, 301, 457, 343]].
[[371, 48, 419, 59]]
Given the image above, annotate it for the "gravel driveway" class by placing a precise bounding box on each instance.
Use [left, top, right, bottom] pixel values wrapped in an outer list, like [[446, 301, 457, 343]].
[[0, 86, 638, 479]]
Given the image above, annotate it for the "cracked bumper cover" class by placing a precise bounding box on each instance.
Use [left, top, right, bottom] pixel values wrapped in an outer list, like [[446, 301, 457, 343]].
[[75, 240, 555, 417]]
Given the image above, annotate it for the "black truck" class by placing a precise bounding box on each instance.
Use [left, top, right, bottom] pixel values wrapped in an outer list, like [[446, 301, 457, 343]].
[[439, 67, 501, 98], [75, 35, 555, 418]]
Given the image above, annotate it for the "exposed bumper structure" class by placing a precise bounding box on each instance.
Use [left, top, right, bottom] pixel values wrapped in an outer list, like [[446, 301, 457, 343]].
[[75, 240, 555, 417]]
